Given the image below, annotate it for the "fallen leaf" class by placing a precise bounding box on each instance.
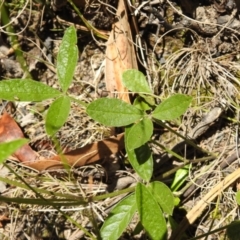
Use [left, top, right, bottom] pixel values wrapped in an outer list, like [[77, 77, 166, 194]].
[[105, 0, 138, 102], [0, 113, 38, 162], [0, 114, 124, 171], [25, 133, 125, 171]]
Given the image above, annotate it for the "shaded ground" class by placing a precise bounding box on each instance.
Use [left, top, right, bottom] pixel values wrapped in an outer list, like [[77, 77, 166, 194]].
[[1, 0, 240, 239]]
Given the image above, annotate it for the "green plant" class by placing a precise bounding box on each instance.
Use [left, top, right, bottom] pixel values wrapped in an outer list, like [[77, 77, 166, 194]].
[[0, 26, 192, 239], [87, 71, 191, 239]]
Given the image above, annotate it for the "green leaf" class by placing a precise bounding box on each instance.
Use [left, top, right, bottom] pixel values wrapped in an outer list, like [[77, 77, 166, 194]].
[[126, 118, 153, 150], [148, 181, 174, 215], [171, 165, 190, 191], [133, 96, 152, 111], [100, 194, 137, 240], [125, 125, 153, 181], [0, 79, 61, 101], [86, 98, 143, 127], [152, 94, 192, 120], [57, 26, 78, 92], [236, 191, 240, 205], [122, 70, 155, 105], [141, 95, 155, 106], [136, 183, 167, 240], [0, 139, 28, 164], [122, 69, 152, 94], [126, 145, 153, 181], [45, 96, 71, 136]]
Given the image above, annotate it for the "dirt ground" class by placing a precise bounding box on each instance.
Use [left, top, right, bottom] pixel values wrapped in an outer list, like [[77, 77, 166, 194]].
[[1, 0, 240, 239]]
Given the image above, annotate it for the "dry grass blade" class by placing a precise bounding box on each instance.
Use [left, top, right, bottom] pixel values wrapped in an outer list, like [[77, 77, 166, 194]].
[[0, 161, 107, 239], [170, 167, 240, 239]]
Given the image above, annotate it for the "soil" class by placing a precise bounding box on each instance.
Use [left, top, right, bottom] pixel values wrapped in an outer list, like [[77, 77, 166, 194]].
[[0, 0, 240, 239]]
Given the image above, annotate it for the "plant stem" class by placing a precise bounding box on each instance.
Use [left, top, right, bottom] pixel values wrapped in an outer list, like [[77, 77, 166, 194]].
[[0, 2, 31, 78], [153, 119, 217, 158], [67, 0, 108, 40], [68, 95, 88, 108]]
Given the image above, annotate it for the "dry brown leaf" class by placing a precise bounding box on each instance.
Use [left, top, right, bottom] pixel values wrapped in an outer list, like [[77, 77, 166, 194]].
[[0, 113, 38, 162], [25, 133, 125, 171], [0, 114, 124, 171], [105, 0, 138, 102]]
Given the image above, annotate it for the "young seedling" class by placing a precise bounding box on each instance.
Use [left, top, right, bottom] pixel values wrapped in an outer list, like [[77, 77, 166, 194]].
[[86, 69, 192, 239], [0, 26, 193, 239]]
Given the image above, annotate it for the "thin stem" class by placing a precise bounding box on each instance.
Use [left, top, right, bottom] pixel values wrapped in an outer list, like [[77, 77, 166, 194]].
[[67, 0, 108, 40], [0, 2, 31, 78]]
